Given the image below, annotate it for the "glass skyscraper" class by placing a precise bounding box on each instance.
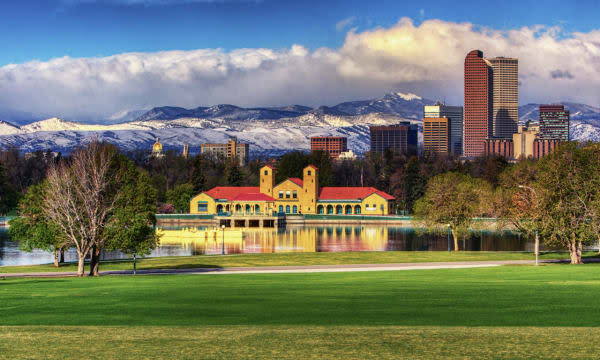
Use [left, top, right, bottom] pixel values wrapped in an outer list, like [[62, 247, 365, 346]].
[[424, 102, 463, 155]]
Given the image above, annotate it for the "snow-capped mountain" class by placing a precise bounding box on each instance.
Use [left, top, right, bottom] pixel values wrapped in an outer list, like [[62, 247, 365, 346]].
[[0, 120, 21, 135], [1, 92, 599, 155]]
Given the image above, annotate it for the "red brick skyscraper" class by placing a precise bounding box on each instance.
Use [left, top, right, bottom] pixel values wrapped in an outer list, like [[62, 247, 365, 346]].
[[464, 50, 493, 157]]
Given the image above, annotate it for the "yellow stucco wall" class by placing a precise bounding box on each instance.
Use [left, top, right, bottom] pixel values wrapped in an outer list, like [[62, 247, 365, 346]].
[[273, 179, 303, 213], [259, 165, 275, 198], [315, 194, 390, 216], [301, 166, 318, 214], [189, 193, 217, 214], [361, 193, 391, 215], [189, 165, 392, 216]]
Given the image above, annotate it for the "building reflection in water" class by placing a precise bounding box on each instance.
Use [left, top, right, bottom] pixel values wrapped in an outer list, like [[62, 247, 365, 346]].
[[155, 225, 526, 255]]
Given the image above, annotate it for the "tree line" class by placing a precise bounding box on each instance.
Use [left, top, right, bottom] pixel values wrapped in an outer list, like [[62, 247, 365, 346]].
[[414, 142, 600, 264], [4, 140, 594, 269]]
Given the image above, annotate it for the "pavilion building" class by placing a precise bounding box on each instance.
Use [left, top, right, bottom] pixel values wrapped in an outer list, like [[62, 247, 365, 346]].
[[190, 164, 395, 216]]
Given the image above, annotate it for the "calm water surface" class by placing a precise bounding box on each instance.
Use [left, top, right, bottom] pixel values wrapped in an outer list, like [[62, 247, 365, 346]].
[[0, 225, 532, 266]]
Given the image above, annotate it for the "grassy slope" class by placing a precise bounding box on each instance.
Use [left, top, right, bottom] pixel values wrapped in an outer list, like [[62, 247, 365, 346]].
[[2, 326, 600, 360], [3, 265, 600, 359], [2, 250, 598, 274]]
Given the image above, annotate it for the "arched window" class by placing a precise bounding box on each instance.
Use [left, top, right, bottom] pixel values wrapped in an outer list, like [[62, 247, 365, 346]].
[[216, 204, 224, 214], [285, 205, 290, 214], [245, 204, 251, 213], [292, 205, 297, 214], [226, 204, 230, 212], [235, 204, 242, 212], [317, 205, 324, 214], [255, 204, 260, 213], [336, 205, 343, 214], [327, 205, 334, 214], [345, 205, 352, 214], [278, 205, 283, 214], [354, 205, 361, 214]]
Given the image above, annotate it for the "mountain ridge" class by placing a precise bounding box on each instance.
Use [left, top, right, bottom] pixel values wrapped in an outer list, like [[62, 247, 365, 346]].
[[1, 92, 599, 154]]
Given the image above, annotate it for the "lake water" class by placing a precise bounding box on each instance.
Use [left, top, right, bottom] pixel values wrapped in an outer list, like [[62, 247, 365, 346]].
[[0, 225, 533, 267]]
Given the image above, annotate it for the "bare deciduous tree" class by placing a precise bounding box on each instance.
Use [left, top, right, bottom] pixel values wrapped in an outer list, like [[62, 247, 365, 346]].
[[43, 140, 116, 276]]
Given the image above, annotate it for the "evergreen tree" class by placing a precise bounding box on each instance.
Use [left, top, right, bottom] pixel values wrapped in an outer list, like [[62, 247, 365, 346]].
[[0, 162, 18, 215], [166, 183, 196, 213], [190, 156, 206, 192], [105, 169, 159, 259], [224, 159, 244, 186], [9, 182, 68, 267], [402, 157, 425, 213]]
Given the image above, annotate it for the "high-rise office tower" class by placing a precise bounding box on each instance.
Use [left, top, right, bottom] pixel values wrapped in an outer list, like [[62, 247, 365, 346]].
[[423, 117, 450, 154], [488, 57, 518, 138], [464, 50, 493, 157], [369, 122, 418, 155], [539, 105, 569, 141], [424, 103, 463, 155], [310, 136, 348, 158]]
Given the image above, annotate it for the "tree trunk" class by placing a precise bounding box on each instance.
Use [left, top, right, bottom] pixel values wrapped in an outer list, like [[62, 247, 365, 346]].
[[452, 229, 459, 252], [576, 241, 583, 264], [60, 249, 65, 264], [567, 237, 581, 265], [77, 253, 86, 277], [89, 246, 100, 277], [53, 249, 59, 267]]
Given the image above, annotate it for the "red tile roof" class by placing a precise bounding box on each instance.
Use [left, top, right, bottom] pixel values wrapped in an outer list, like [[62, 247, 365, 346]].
[[318, 187, 395, 201], [306, 164, 318, 170], [203, 185, 394, 202], [263, 164, 275, 169], [231, 193, 275, 201], [288, 178, 304, 187], [204, 187, 260, 201]]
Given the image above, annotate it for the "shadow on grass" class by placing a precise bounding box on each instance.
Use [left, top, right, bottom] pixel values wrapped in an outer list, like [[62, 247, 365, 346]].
[[0, 279, 69, 285]]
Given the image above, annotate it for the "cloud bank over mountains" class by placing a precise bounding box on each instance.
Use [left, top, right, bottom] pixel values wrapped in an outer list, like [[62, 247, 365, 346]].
[[0, 17, 598, 122]]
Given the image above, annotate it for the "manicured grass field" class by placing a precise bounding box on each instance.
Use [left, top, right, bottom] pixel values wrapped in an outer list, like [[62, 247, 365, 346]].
[[2, 250, 598, 274], [2, 265, 600, 358]]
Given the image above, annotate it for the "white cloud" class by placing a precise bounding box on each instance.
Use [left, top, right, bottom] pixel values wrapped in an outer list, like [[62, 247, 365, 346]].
[[1, 17, 600, 122], [336, 16, 356, 32]]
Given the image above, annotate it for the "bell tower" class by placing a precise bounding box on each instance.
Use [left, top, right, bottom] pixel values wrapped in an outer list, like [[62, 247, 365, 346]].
[[302, 165, 319, 214], [260, 165, 275, 197]]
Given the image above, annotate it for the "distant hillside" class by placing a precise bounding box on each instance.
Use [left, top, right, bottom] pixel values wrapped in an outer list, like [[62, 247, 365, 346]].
[[1, 92, 599, 154]]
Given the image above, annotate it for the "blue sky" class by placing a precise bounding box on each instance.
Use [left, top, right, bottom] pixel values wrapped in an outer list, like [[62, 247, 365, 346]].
[[0, 0, 599, 121], [0, 0, 598, 66]]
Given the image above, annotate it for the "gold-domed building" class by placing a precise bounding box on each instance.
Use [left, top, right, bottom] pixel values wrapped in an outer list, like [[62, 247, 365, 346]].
[[151, 137, 164, 158]]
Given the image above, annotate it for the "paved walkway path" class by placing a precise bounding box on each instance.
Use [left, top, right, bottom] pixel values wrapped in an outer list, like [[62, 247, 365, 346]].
[[1, 259, 560, 278]]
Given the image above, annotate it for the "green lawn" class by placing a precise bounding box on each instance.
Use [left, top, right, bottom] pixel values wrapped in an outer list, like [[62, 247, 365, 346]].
[[2, 265, 600, 358], [2, 250, 598, 274]]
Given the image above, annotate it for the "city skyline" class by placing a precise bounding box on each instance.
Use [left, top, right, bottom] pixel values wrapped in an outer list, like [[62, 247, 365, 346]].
[[0, 1, 598, 122]]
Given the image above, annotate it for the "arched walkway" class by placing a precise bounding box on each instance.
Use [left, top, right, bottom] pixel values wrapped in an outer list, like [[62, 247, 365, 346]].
[[335, 205, 343, 214], [235, 204, 242, 213], [345, 205, 352, 214], [317, 205, 324, 214], [254, 204, 260, 214], [216, 204, 223, 213], [327, 205, 334, 214], [354, 205, 361, 214]]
